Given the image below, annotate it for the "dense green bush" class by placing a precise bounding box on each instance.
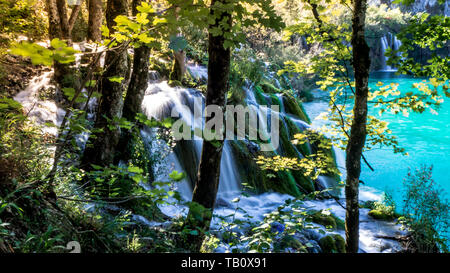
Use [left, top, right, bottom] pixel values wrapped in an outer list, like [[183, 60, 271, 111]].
[[400, 165, 450, 252], [0, 0, 47, 46]]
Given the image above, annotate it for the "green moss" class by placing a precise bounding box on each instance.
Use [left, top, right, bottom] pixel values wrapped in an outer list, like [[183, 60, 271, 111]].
[[319, 235, 335, 253], [254, 86, 269, 105], [282, 94, 311, 123], [319, 234, 346, 253], [230, 141, 269, 194], [269, 94, 282, 107], [230, 141, 303, 197], [278, 117, 315, 194], [291, 170, 315, 193], [274, 235, 306, 252], [333, 234, 346, 253], [309, 210, 345, 230], [284, 117, 311, 156], [168, 80, 182, 87], [276, 170, 302, 197], [311, 211, 337, 229], [260, 81, 281, 94], [368, 209, 396, 221]]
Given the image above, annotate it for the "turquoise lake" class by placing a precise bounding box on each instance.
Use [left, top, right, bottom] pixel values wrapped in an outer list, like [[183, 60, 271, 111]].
[[304, 72, 450, 207]]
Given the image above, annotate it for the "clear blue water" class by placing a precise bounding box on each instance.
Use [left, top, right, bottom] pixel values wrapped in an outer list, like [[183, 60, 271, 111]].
[[362, 72, 450, 206], [304, 72, 450, 207]]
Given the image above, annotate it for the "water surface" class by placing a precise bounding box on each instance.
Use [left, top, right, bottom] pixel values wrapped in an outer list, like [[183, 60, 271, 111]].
[[304, 71, 450, 206]]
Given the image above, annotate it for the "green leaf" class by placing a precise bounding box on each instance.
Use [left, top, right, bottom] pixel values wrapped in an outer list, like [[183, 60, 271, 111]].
[[108, 77, 125, 83], [169, 171, 185, 182], [128, 166, 143, 174]]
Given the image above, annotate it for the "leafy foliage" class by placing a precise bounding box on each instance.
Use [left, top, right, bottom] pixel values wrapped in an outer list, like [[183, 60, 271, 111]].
[[10, 38, 79, 66], [256, 130, 339, 180], [0, 0, 47, 46], [388, 14, 450, 81], [400, 165, 450, 252]]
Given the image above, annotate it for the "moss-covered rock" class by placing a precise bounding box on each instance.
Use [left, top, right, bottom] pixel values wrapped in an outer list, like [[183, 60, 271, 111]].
[[230, 141, 302, 197], [311, 211, 337, 229], [260, 81, 281, 94], [254, 86, 269, 105], [168, 80, 182, 87], [309, 210, 345, 230], [282, 94, 311, 123], [274, 235, 307, 252], [368, 209, 396, 221], [319, 234, 346, 253], [284, 117, 311, 156], [269, 94, 282, 108], [277, 117, 315, 194], [333, 234, 346, 253]]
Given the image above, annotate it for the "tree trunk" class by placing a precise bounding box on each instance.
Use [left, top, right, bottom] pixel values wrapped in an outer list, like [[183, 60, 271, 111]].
[[46, 0, 62, 40], [49, 0, 81, 89], [115, 0, 151, 163], [56, 0, 81, 43], [88, 0, 103, 42], [184, 0, 232, 252], [169, 49, 186, 82], [81, 0, 129, 168], [345, 0, 371, 253], [169, 5, 186, 82]]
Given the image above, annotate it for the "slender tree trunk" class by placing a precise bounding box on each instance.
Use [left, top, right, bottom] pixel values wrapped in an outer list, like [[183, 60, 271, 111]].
[[81, 0, 129, 168], [115, 0, 151, 163], [46, 0, 62, 40], [54, 1, 81, 89], [169, 6, 186, 82], [46, 0, 63, 87], [170, 49, 186, 82], [88, 0, 103, 42], [56, 0, 81, 43], [345, 0, 371, 253], [184, 0, 232, 252]]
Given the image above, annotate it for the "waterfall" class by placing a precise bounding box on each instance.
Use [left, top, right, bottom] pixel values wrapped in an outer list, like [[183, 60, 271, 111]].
[[141, 65, 326, 201], [378, 32, 403, 72], [13, 71, 66, 136], [141, 80, 241, 201]]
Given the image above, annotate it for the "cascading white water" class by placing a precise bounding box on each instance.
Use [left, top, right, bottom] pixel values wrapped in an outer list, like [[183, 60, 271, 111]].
[[13, 71, 66, 136], [378, 32, 403, 72], [141, 80, 241, 201]]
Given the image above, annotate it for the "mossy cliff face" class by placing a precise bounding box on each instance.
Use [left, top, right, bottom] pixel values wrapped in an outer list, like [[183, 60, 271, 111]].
[[227, 85, 339, 197], [281, 93, 311, 124], [160, 76, 339, 198], [230, 141, 302, 197]]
